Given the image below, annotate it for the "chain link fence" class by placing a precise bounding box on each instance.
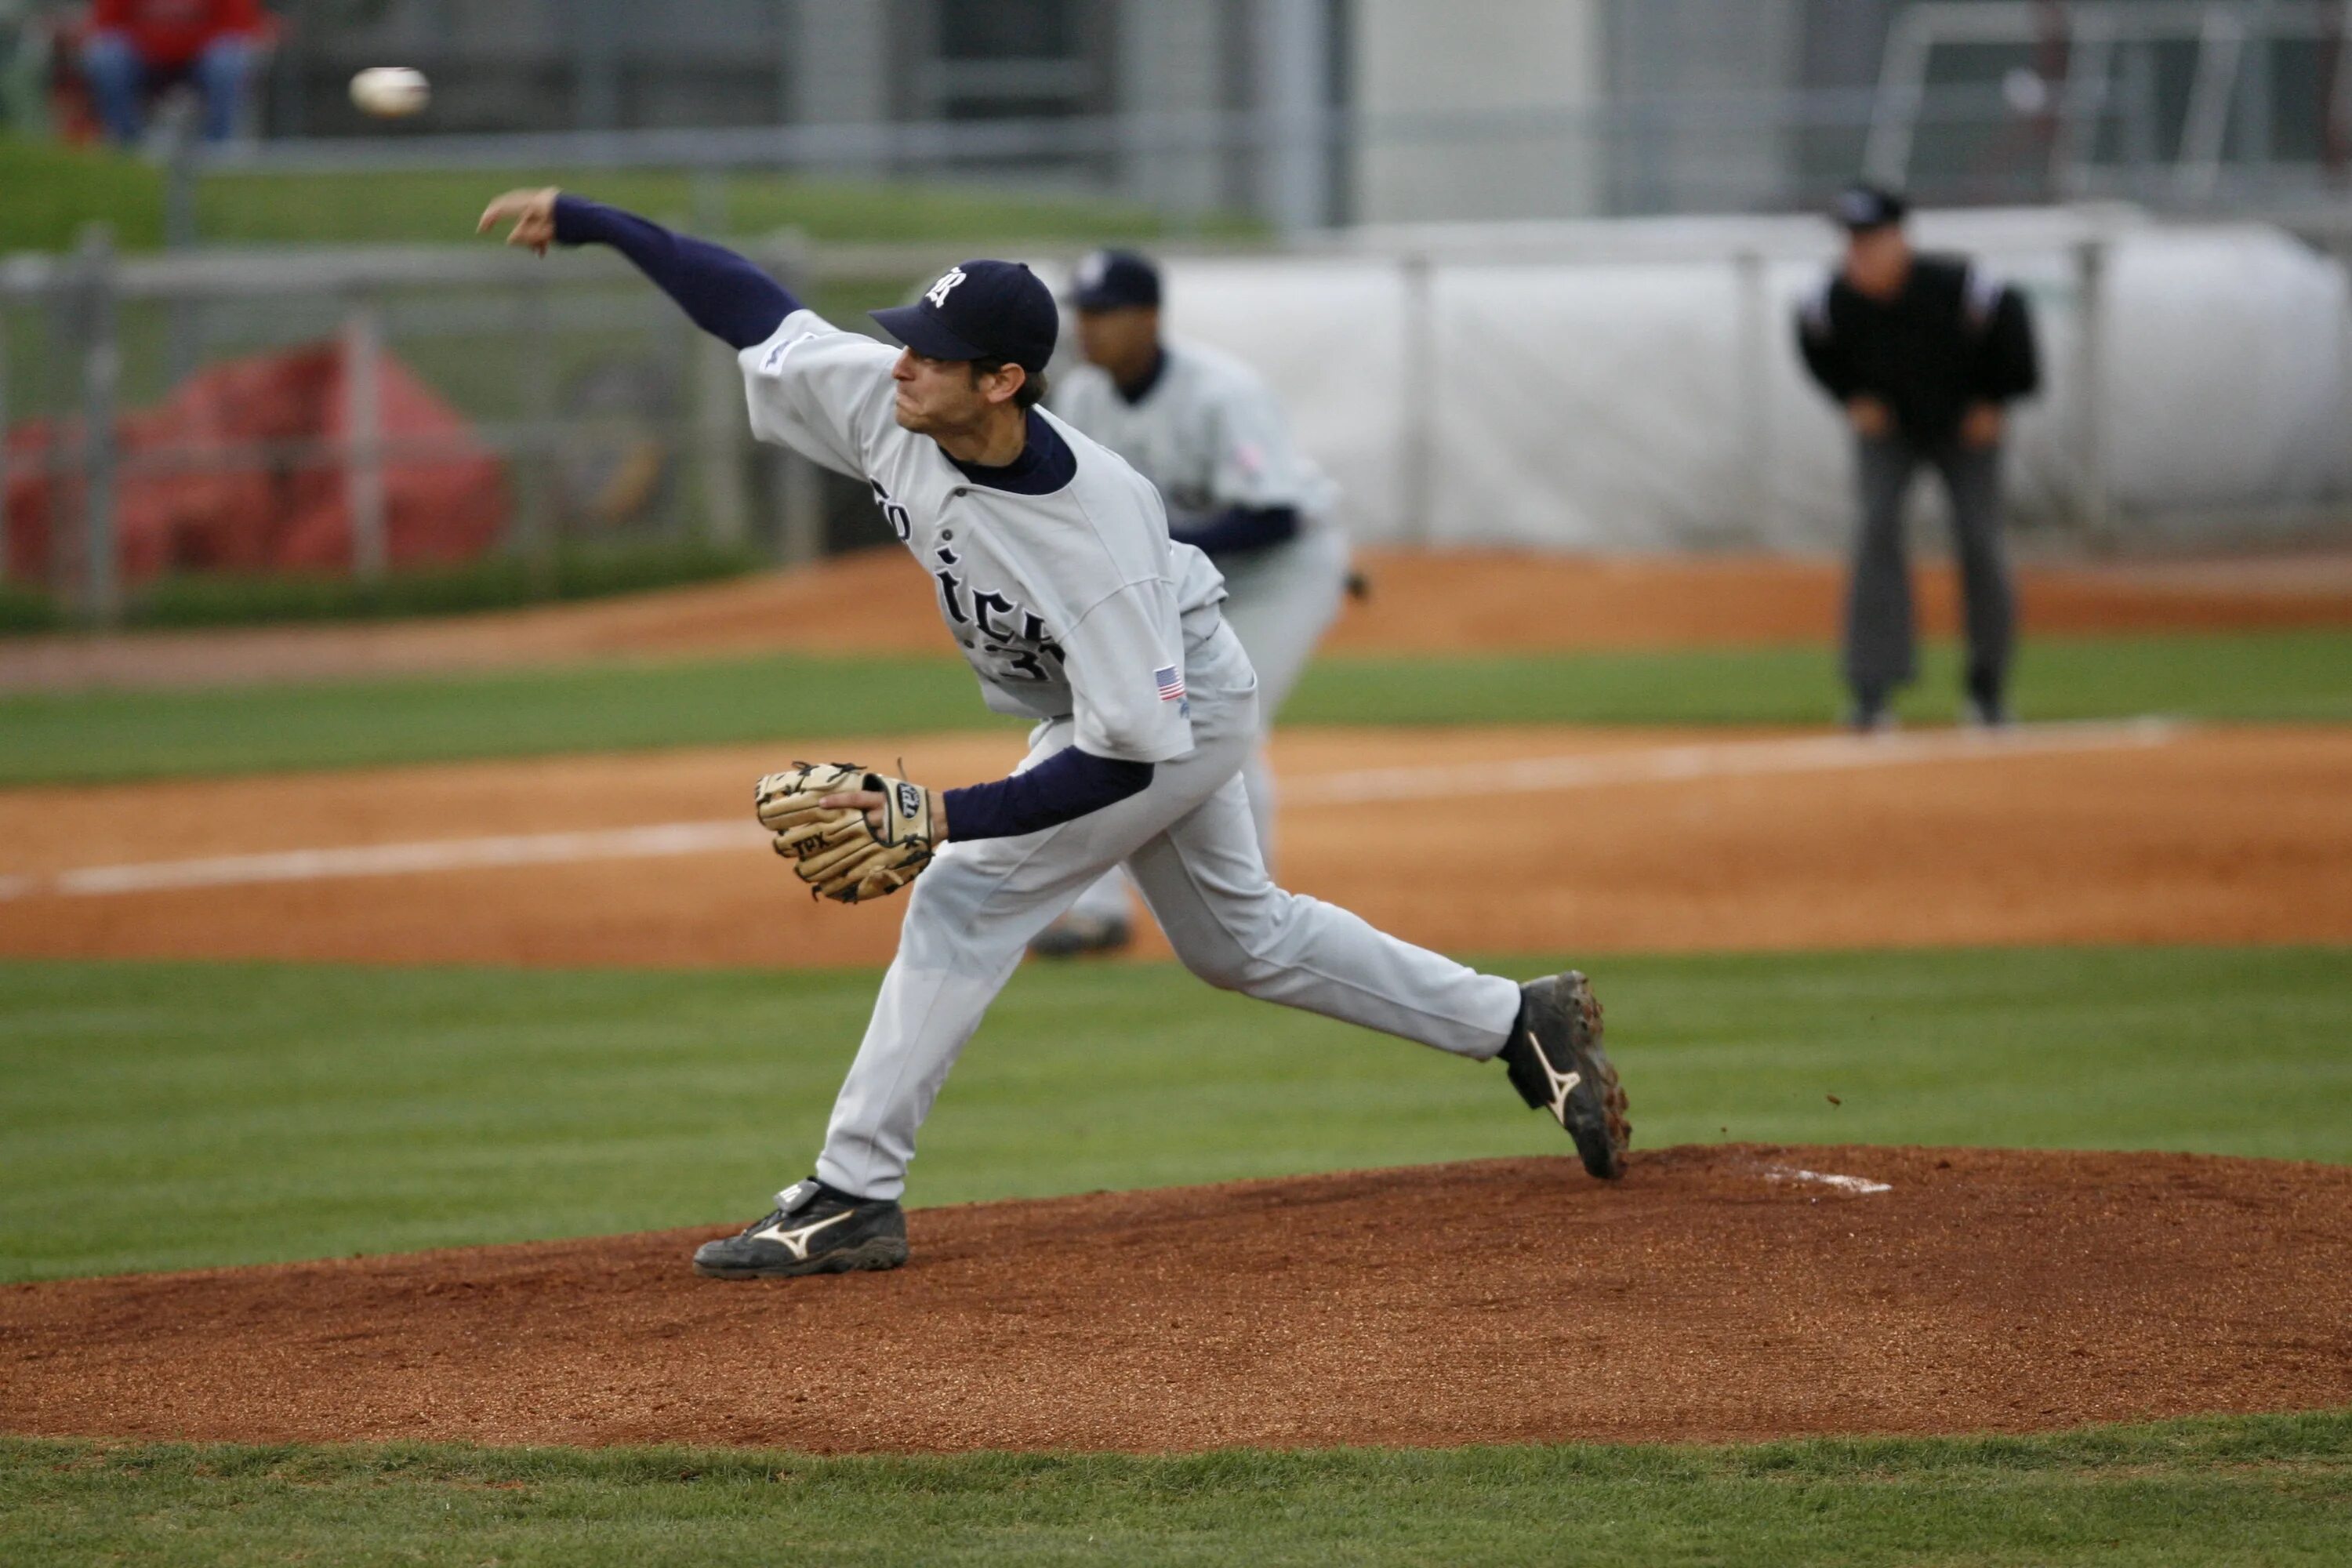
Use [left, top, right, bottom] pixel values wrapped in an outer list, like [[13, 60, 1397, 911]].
[[2, 230, 876, 622]]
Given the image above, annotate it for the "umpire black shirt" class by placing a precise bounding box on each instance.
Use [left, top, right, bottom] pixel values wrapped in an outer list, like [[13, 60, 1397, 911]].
[[1795, 254, 2040, 446]]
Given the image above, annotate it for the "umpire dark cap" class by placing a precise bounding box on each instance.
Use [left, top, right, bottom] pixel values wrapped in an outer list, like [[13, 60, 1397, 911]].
[[1835, 183, 1908, 232], [871, 260, 1058, 372], [1069, 248, 1161, 311]]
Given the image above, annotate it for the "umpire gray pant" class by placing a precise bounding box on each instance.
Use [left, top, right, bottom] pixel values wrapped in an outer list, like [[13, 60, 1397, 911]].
[[1846, 434, 2014, 704]]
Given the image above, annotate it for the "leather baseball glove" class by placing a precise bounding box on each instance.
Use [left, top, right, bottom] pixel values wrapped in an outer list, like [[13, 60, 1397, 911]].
[[755, 761, 937, 904]]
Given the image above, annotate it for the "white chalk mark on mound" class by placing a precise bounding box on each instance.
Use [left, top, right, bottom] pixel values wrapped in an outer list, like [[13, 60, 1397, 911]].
[[1766, 1166, 1893, 1196]]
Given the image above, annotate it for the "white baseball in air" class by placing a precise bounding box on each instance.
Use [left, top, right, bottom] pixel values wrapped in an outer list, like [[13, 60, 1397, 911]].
[[350, 67, 430, 119]]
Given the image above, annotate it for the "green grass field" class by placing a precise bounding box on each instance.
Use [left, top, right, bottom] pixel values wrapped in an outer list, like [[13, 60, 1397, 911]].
[[0, 135, 1252, 255], [5, 946, 2347, 1283], [6, 556, 2350, 1559], [7, 1413, 2350, 1567], [4, 946, 2350, 1561], [5, 628, 2347, 786]]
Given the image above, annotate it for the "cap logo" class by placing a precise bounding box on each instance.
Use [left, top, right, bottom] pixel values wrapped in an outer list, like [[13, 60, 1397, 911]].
[[1076, 251, 1108, 289], [925, 267, 969, 310]]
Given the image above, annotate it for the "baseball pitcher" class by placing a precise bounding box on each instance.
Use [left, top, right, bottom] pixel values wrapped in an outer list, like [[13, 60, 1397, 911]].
[[477, 189, 1630, 1279]]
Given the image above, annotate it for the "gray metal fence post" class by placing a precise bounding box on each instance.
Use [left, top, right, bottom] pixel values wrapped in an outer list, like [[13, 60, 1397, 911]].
[[76, 226, 122, 628], [1397, 251, 1436, 544], [518, 277, 557, 593], [771, 237, 825, 566], [0, 298, 10, 588], [162, 136, 201, 384], [164, 136, 201, 249], [697, 328, 751, 550], [343, 296, 389, 582], [2075, 234, 2113, 546], [1733, 249, 1775, 548]]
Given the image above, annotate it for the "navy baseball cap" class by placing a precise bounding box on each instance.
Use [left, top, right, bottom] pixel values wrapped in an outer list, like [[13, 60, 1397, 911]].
[[1069, 248, 1161, 310], [871, 260, 1058, 372], [1835, 183, 1908, 232]]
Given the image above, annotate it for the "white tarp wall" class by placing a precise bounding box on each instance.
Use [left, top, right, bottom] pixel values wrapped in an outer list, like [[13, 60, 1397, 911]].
[[1117, 209, 2352, 551]]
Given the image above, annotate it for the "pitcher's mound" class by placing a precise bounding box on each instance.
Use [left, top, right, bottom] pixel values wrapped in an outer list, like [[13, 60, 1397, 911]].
[[5, 1145, 2350, 1454]]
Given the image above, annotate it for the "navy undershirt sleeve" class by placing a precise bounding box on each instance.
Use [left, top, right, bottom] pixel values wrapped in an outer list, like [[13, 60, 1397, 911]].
[[553, 195, 797, 350], [1171, 504, 1300, 557], [943, 746, 1153, 841]]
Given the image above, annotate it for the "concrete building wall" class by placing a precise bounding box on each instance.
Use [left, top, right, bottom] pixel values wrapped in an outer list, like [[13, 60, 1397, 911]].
[[1603, 0, 1808, 213], [1111, 1, 1234, 216], [1346, 0, 1608, 223]]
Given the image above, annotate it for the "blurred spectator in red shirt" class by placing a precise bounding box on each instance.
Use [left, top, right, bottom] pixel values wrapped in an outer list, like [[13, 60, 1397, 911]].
[[82, 0, 266, 144]]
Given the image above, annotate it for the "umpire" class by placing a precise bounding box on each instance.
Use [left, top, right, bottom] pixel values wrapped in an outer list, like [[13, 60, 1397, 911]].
[[1797, 184, 2040, 728]]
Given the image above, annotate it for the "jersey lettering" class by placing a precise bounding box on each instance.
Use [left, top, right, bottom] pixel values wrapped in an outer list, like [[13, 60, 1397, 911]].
[[935, 571, 969, 624], [1018, 612, 1067, 663], [868, 478, 912, 542], [971, 590, 1014, 641], [929, 570, 1062, 681]]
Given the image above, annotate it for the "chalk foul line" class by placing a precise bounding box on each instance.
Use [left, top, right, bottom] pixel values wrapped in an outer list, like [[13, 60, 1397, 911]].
[[1281, 716, 2183, 806], [2, 719, 2183, 901]]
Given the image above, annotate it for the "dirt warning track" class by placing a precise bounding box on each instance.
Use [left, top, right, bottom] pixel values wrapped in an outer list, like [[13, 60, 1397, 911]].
[[4, 1145, 2348, 1454], [7, 548, 2351, 694]]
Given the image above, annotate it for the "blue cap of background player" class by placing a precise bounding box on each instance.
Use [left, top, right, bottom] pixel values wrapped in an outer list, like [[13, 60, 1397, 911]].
[[1069, 248, 1161, 311], [870, 260, 1058, 372], [1835, 183, 1907, 232]]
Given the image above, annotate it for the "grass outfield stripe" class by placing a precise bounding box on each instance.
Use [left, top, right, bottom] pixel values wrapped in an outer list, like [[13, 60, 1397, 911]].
[[3, 948, 2347, 1283], [3, 1414, 2350, 1565], [2, 629, 2344, 786], [0, 720, 2181, 899]]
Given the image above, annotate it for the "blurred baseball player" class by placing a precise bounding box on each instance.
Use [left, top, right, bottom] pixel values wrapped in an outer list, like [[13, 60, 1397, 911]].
[[478, 188, 1629, 1281], [1033, 249, 1353, 958]]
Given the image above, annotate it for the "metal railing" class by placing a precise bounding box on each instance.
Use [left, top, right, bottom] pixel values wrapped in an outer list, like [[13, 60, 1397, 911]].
[[1868, 0, 2352, 203]]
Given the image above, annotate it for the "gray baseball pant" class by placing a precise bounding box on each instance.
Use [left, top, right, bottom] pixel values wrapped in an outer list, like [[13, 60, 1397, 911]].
[[813, 622, 1520, 1203], [1846, 434, 2013, 706]]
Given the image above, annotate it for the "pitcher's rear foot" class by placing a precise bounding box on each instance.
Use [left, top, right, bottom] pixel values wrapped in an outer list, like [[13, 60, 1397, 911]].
[[1499, 971, 1631, 1179], [692, 1178, 908, 1279], [1029, 910, 1132, 959]]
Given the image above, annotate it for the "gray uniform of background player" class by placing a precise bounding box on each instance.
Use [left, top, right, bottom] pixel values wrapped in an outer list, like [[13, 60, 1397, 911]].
[[1051, 339, 1351, 931], [740, 307, 1519, 1202]]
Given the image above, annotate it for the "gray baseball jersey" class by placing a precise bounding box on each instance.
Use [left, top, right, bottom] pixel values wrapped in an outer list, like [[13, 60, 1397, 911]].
[[740, 309, 1227, 764], [1053, 338, 1338, 527]]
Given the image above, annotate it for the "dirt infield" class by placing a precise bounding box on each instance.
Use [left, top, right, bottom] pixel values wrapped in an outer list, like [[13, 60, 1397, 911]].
[[7, 548, 2352, 693], [4, 1145, 2347, 1453], [2, 723, 2347, 966]]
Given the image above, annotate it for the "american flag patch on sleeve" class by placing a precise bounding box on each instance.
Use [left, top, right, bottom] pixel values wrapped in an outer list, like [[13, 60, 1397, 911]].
[[1154, 664, 1185, 702]]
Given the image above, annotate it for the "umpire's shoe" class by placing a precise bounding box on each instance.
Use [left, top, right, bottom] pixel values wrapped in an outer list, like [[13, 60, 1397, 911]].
[[693, 1178, 908, 1279], [1500, 971, 1631, 1180]]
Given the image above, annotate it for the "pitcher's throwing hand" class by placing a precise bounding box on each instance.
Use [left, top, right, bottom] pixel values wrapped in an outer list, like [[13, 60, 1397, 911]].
[[477, 187, 561, 256]]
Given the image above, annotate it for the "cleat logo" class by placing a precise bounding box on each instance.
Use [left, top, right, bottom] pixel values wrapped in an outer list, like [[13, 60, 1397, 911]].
[[750, 1208, 855, 1261], [1526, 1027, 1583, 1127]]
